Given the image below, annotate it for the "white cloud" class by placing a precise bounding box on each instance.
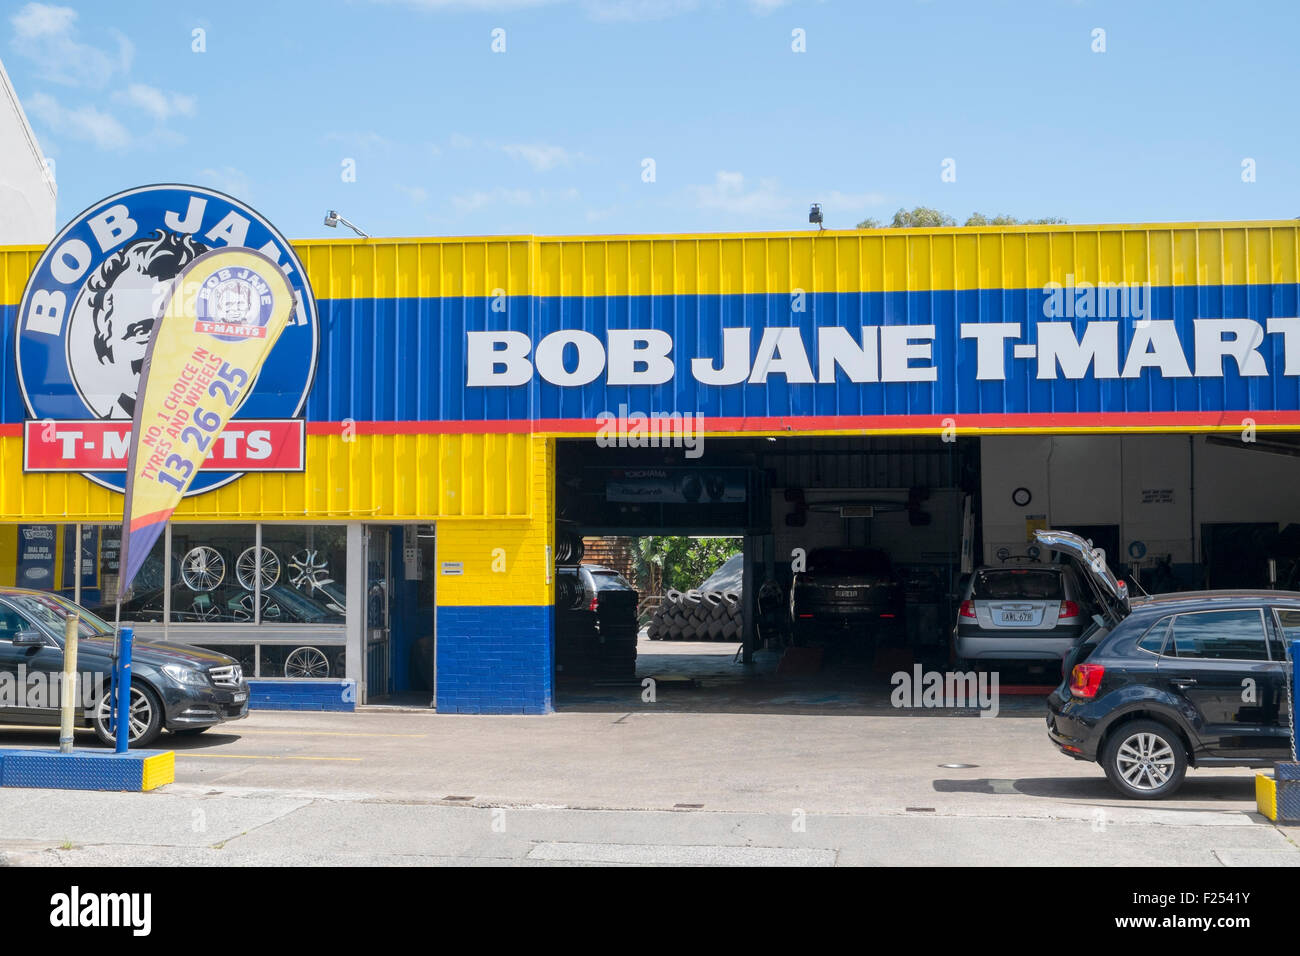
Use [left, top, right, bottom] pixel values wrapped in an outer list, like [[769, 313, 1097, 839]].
[[9, 3, 132, 88], [821, 190, 888, 213], [323, 130, 392, 152], [449, 186, 578, 213], [115, 83, 196, 123], [374, 0, 559, 9], [397, 184, 429, 203], [451, 188, 534, 213], [10, 2, 75, 37], [690, 170, 790, 217], [584, 0, 698, 21], [502, 142, 580, 172], [198, 166, 251, 199], [25, 91, 129, 150], [374, 0, 790, 21], [584, 203, 621, 223], [448, 132, 474, 149]]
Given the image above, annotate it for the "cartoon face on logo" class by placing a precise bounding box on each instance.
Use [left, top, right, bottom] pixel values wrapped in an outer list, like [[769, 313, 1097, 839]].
[[215, 280, 254, 322], [65, 230, 210, 419], [194, 269, 273, 341], [16, 184, 319, 495]]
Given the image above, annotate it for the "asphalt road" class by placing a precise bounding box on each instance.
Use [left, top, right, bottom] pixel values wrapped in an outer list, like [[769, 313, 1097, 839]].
[[0, 702, 1296, 866]]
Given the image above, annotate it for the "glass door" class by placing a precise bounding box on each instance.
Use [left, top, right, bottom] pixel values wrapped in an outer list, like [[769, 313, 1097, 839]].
[[365, 527, 392, 699]]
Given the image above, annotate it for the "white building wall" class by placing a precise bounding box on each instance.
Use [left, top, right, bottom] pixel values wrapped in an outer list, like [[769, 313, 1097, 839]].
[[980, 434, 1300, 568], [0, 57, 56, 245]]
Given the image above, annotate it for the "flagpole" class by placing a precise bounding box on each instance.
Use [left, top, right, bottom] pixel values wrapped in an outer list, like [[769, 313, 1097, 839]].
[[112, 589, 122, 745]]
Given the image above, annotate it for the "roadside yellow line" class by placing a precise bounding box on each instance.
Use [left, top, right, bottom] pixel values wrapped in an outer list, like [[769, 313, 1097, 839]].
[[232, 730, 426, 738], [179, 753, 362, 762]]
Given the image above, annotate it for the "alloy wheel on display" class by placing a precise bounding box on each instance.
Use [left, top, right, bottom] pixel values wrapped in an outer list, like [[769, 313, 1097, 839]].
[[284, 646, 330, 679], [189, 598, 223, 622], [236, 546, 281, 590], [289, 549, 333, 591], [232, 592, 283, 622], [180, 546, 225, 591]]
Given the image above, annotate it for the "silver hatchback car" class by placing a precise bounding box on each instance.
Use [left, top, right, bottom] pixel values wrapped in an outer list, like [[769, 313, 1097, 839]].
[[952, 563, 1096, 666]]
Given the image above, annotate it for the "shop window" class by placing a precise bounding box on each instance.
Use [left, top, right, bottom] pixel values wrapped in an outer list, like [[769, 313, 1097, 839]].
[[0, 523, 163, 625], [94, 523, 168, 623], [259, 644, 346, 679], [169, 525, 258, 624], [0, 521, 349, 679], [259, 525, 347, 625]]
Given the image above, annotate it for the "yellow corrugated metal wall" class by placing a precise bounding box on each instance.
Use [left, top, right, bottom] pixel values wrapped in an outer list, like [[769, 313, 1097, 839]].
[[4, 221, 1300, 524]]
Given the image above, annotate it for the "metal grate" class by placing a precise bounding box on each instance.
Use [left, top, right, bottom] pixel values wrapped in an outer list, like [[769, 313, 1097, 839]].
[[208, 665, 242, 688]]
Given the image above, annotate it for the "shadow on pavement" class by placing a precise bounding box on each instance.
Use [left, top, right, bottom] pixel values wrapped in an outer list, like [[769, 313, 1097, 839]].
[[933, 774, 1258, 804]]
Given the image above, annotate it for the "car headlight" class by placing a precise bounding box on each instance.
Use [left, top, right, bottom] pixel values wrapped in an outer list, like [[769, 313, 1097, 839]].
[[161, 664, 209, 686]]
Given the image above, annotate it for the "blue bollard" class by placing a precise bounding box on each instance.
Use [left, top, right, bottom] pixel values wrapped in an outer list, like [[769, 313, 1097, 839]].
[[115, 626, 133, 754]]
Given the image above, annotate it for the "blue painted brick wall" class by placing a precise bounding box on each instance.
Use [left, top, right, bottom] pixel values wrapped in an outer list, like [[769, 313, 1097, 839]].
[[248, 679, 357, 712], [436, 605, 553, 714]]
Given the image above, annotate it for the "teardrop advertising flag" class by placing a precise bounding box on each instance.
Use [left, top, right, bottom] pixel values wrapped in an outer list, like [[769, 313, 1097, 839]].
[[118, 247, 296, 599]]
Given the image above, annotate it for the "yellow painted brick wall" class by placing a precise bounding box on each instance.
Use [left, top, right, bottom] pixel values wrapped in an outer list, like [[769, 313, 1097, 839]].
[[434, 436, 554, 607]]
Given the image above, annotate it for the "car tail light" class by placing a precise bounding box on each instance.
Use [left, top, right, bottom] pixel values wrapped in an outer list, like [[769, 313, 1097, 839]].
[[1059, 600, 1081, 620], [880, 613, 896, 619], [959, 600, 976, 619], [1069, 663, 1105, 700], [588, 595, 599, 612]]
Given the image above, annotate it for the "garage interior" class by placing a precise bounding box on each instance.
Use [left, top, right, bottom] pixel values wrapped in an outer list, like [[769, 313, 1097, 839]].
[[552, 431, 1300, 713]]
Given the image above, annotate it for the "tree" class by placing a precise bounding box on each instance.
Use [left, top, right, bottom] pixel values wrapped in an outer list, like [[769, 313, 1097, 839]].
[[964, 213, 1068, 226], [856, 207, 1066, 229], [632, 536, 742, 595]]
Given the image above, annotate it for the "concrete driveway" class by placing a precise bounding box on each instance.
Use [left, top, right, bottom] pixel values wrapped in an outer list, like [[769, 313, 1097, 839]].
[[0, 703, 1295, 866]]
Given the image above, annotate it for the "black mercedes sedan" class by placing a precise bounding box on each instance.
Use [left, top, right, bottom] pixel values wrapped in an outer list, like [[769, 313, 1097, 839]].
[[1037, 530, 1299, 799], [0, 588, 249, 747]]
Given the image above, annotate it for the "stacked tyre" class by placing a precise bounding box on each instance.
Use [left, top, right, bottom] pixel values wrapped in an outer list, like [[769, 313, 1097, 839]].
[[555, 531, 585, 565], [646, 589, 742, 641]]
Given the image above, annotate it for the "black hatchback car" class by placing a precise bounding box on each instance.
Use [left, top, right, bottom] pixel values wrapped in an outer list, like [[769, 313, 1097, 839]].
[[0, 588, 250, 747], [1039, 530, 1298, 799]]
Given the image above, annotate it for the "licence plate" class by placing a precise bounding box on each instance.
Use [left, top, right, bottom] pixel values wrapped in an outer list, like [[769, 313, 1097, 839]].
[[232, 692, 247, 703], [1000, 611, 1033, 623], [835, 589, 857, 599]]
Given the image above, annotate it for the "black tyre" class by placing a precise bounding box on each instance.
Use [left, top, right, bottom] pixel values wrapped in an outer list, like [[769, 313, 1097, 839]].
[[92, 683, 164, 748], [1100, 719, 1187, 799]]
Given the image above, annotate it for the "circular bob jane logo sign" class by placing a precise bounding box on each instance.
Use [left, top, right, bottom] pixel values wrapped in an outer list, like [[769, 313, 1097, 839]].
[[15, 184, 319, 495]]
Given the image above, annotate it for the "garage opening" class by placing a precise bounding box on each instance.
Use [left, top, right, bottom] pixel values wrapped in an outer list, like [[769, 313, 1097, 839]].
[[553, 436, 980, 713], [553, 431, 1300, 714]]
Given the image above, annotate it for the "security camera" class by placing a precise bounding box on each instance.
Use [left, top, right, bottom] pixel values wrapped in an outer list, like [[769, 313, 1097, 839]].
[[808, 203, 823, 225]]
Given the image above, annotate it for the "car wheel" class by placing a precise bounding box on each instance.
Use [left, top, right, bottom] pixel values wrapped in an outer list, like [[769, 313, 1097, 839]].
[[1101, 720, 1187, 799], [284, 646, 330, 679], [92, 683, 164, 748]]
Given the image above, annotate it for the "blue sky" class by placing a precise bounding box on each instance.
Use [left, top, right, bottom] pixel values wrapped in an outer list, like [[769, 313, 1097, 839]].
[[5, 0, 1299, 240]]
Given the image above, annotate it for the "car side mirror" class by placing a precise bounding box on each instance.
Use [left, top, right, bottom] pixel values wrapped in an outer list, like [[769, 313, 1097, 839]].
[[12, 630, 47, 647]]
